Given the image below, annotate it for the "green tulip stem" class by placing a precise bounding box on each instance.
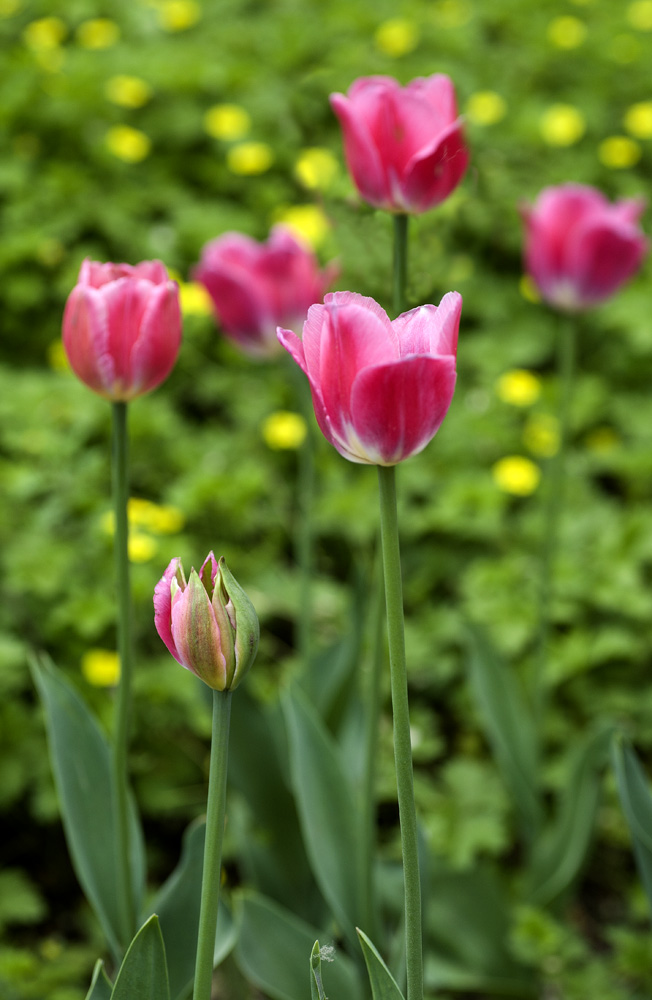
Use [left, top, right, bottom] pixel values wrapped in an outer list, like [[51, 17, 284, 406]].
[[377, 465, 423, 1000], [393, 213, 409, 316], [111, 400, 135, 946], [193, 689, 232, 1000]]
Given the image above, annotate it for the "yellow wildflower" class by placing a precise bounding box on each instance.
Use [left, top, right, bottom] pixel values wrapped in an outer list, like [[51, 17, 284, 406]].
[[204, 104, 250, 140], [374, 18, 419, 57], [598, 135, 642, 168], [47, 341, 70, 372], [295, 148, 339, 190], [105, 126, 151, 163], [0, 0, 22, 17], [624, 101, 652, 138], [227, 142, 274, 175], [492, 456, 541, 496], [23, 16, 66, 50], [627, 0, 652, 29], [262, 412, 308, 450], [76, 18, 120, 49], [523, 414, 560, 457], [540, 105, 586, 146], [274, 205, 330, 249], [547, 15, 586, 48], [179, 281, 213, 316], [466, 91, 507, 126], [495, 369, 541, 407], [128, 532, 159, 562], [519, 275, 541, 304], [157, 0, 201, 31], [105, 76, 153, 109], [82, 649, 121, 687], [431, 0, 472, 29]]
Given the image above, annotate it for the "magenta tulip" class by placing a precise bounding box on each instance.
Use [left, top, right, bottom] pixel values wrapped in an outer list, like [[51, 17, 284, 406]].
[[62, 259, 182, 400], [154, 552, 259, 691], [330, 75, 469, 214], [522, 184, 648, 311], [278, 291, 461, 466], [194, 226, 337, 358]]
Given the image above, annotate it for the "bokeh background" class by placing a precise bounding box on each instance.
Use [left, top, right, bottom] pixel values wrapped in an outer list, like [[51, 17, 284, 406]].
[[2, 0, 652, 997]]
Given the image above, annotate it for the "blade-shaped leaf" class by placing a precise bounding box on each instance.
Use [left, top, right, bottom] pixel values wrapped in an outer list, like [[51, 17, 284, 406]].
[[148, 818, 235, 1000], [310, 941, 326, 1000], [111, 915, 170, 1000], [85, 960, 113, 1000], [283, 687, 362, 947], [612, 735, 652, 913], [466, 625, 542, 838], [31, 654, 145, 955], [234, 890, 362, 1000], [357, 929, 405, 1000]]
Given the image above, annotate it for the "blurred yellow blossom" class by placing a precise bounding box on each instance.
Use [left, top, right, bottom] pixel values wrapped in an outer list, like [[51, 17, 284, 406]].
[[466, 91, 507, 126], [547, 15, 586, 48], [76, 18, 120, 49], [105, 75, 153, 108], [102, 498, 185, 537], [609, 33, 642, 62], [0, 0, 22, 16], [82, 649, 121, 687], [227, 142, 274, 175], [295, 148, 339, 190], [23, 16, 66, 50], [492, 456, 541, 496], [47, 340, 70, 372], [262, 412, 308, 450], [274, 204, 330, 248], [598, 135, 641, 168], [540, 105, 586, 146], [204, 104, 251, 140], [624, 101, 652, 137], [374, 18, 419, 57], [431, 0, 472, 28], [496, 369, 541, 407], [157, 0, 201, 31], [628, 0, 652, 29], [128, 532, 159, 562], [523, 414, 560, 457], [105, 126, 151, 162], [585, 427, 620, 453], [519, 274, 541, 303], [179, 281, 213, 316]]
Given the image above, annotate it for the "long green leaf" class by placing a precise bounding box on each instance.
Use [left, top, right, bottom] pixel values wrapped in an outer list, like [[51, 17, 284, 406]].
[[357, 929, 405, 1000], [283, 687, 362, 947], [31, 654, 145, 956], [612, 735, 652, 912], [234, 890, 362, 1000], [85, 960, 113, 1000], [111, 915, 170, 1000], [310, 941, 326, 1000]]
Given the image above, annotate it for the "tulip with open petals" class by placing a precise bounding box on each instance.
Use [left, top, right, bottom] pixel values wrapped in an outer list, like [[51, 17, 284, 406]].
[[522, 184, 648, 311], [62, 259, 182, 400], [277, 291, 461, 466], [330, 75, 469, 214]]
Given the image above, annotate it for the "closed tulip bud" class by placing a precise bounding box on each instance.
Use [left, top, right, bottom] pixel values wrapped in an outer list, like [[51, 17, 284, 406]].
[[154, 552, 259, 691], [62, 258, 182, 400], [522, 184, 648, 311]]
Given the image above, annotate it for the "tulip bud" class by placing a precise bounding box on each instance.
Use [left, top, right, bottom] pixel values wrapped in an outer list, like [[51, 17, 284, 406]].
[[154, 552, 259, 691]]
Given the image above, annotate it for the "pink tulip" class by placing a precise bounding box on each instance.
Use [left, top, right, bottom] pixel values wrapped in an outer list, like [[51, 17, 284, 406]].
[[194, 226, 337, 358], [62, 259, 182, 400], [278, 291, 461, 466], [330, 75, 469, 214], [522, 184, 648, 311], [154, 552, 259, 691]]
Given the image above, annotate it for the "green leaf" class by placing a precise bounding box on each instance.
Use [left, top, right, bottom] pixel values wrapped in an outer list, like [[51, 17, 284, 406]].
[[234, 890, 362, 1000], [357, 929, 405, 1000], [110, 915, 170, 1000], [612, 735, 652, 913], [282, 687, 362, 947], [466, 624, 542, 838], [528, 725, 612, 905], [85, 960, 113, 1000], [148, 818, 236, 1000], [310, 941, 326, 1000], [30, 654, 145, 955]]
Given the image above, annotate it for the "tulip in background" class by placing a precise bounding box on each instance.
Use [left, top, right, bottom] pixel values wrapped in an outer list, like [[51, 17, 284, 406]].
[[194, 225, 337, 357], [522, 183, 648, 311], [330, 75, 469, 215]]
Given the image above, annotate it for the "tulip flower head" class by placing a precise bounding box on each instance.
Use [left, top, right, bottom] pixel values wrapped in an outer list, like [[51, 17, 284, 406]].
[[154, 552, 259, 691], [522, 184, 648, 311], [62, 259, 182, 400], [194, 226, 337, 358], [278, 291, 461, 466], [330, 75, 469, 214]]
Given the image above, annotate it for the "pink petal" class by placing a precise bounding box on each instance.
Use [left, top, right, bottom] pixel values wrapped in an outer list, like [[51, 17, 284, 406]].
[[568, 218, 649, 306], [62, 286, 114, 397], [402, 120, 469, 213], [277, 325, 308, 373], [392, 293, 462, 357], [406, 74, 458, 121], [129, 281, 182, 398], [154, 558, 184, 665], [171, 571, 227, 687], [330, 91, 390, 209]]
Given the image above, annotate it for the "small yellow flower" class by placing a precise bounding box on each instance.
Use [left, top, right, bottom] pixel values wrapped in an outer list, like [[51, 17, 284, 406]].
[[227, 142, 274, 175], [628, 0, 652, 30], [466, 91, 507, 126], [540, 105, 586, 146], [609, 33, 642, 62], [76, 18, 120, 49], [274, 204, 330, 249], [624, 101, 652, 138], [82, 649, 121, 687], [23, 16, 66, 50], [204, 104, 251, 140], [495, 369, 541, 407], [598, 135, 642, 168], [0, 0, 22, 17], [295, 148, 339, 190], [585, 426, 620, 453], [128, 531, 159, 562], [179, 281, 213, 316], [523, 414, 560, 457], [519, 274, 541, 304], [431, 0, 472, 29], [157, 0, 201, 31], [105, 75, 153, 109], [547, 15, 587, 48], [105, 126, 151, 163], [47, 340, 70, 372], [102, 498, 185, 537], [262, 411, 308, 450], [374, 18, 420, 57], [492, 456, 541, 496]]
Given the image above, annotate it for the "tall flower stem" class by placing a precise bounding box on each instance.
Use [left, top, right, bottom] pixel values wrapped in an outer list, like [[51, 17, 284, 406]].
[[377, 465, 422, 1000], [193, 690, 232, 1000], [534, 316, 577, 725], [111, 400, 135, 946], [393, 214, 409, 316]]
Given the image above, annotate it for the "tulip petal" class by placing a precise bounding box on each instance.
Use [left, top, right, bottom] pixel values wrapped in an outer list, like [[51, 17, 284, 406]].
[[392, 292, 462, 357], [406, 74, 458, 122], [330, 92, 390, 209], [402, 120, 469, 213], [171, 571, 227, 688], [568, 218, 649, 306], [129, 281, 182, 398], [154, 558, 185, 665], [62, 286, 115, 397]]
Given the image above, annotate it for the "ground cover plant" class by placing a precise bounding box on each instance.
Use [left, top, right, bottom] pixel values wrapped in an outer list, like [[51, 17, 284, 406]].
[[2, 0, 652, 998]]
